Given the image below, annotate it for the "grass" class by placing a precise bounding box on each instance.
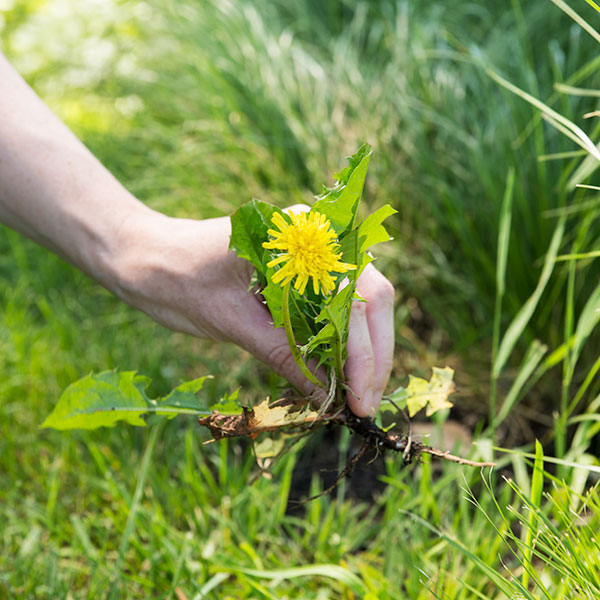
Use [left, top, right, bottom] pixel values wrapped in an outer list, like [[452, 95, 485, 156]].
[[1, 0, 600, 597]]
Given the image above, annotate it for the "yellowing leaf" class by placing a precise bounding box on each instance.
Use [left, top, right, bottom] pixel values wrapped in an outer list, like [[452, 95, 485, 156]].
[[250, 399, 318, 430], [253, 437, 286, 458], [405, 366, 456, 417]]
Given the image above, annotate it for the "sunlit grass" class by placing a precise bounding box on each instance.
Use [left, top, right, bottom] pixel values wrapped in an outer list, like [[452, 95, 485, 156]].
[[1, 0, 600, 598]]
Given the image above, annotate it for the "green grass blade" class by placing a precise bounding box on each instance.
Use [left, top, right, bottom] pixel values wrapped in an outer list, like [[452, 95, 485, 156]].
[[493, 217, 565, 378], [583, 0, 600, 13], [109, 422, 161, 597], [399, 509, 532, 598], [570, 281, 600, 372], [554, 83, 600, 97], [550, 0, 600, 44], [234, 565, 366, 594], [485, 69, 600, 162], [490, 168, 515, 433], [538, 149, 588, 161], [543, 194, 600, 217], [495, 446, 600, 474], [555, 249, 600, 261], [193, 573, 230, 600], [568, 354, 600, 415], [493, 340, 547, 430], [522, 440, 544, 590]]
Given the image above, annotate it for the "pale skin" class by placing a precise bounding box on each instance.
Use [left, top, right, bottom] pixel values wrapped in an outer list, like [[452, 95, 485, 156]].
[[0, 53, 394, 417]]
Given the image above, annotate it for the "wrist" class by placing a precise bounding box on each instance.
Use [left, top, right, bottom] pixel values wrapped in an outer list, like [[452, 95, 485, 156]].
[[103, 209, 232, 339], [98, 203, 170, 301]]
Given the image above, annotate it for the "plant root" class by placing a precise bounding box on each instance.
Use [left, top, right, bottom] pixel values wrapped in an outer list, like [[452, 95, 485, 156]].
[[198, 403, 495, 469], [290, 441, 371, 506]]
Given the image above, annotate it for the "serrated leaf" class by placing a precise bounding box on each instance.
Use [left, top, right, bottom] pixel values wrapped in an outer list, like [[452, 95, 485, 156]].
[[333, 142, 372, 185], [41, 371, 150, 430], [358, 205, 397, 252], [316, 284, 353, 333], [313, 150, 372, 235], [230, 199, 281, 272], [250, 399, 318, 429], [405, 366, 455, 417], [209, 388, 243, 415], [304, 322, 336, 354], [156, 376, 211, 417]]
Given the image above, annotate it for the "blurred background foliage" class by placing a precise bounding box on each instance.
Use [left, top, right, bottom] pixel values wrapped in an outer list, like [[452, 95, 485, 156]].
[[1, 0, 600, 597]]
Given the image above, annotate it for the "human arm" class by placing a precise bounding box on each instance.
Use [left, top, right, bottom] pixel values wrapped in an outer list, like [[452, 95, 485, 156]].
[[0, 53, 394, 416]]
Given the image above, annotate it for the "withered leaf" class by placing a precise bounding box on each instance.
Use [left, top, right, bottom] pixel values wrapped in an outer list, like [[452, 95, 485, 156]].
[[405, 366, 456, 417], [249, 399, 318, 430]]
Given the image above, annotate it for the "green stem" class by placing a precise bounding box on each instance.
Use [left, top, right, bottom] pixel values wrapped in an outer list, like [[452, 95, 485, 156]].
[[282, 282, 323, 388], [329, 312, 344, 384], [335, 339, 344, 384]]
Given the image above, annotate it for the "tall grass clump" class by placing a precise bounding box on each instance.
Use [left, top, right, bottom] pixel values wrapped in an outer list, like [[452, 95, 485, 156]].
[[1, 0, 600, 598], [5, 0, 599, 391]]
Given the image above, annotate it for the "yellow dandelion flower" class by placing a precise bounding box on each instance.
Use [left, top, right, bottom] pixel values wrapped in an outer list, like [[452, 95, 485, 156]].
[[262, 210, 356, 295]]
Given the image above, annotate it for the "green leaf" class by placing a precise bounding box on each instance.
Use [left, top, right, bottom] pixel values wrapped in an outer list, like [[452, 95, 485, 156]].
[[230, 199, 281, 272], [156, 376, 212, 417], [333, 142, 372, 185], [338, 228, 359, 267], [288, 292, 318, 344], [41, 371, 150, 430], [43, 372, 217, 430], [380, 387, 409, 412], [262, 270, 284, 327], [209, 388, 243, 415], [357, 204, 397, 253], [314, 284, 354, 356], [313, 148, 372, 235], [316, 284, 353, 331], [304, 322, 336, 354], [263, 275, 315, 343]]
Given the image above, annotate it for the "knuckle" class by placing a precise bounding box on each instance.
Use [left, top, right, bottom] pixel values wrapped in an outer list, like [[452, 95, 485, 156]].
[[350, 299, 368, 318], [358, 267, 395, 305], [372, 277, 395, 305], [264, 343, 297, 376]]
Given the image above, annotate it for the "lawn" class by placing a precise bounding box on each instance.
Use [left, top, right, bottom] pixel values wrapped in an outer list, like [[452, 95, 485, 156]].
[[1, 0, 600, 598]]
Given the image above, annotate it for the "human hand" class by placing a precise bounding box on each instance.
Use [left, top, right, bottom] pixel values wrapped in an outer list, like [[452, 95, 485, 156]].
[[0, 53, 394, 414], [114, 209, 394, 417]]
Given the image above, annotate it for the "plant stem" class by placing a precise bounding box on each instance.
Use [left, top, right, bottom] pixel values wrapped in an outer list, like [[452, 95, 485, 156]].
[[282, 282, 323, 388], [327, 307, 345, 384]]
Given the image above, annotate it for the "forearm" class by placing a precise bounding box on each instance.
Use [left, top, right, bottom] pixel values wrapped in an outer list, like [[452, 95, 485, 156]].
[[0, 54, 393, 414], [0, 52, 153, 290]]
